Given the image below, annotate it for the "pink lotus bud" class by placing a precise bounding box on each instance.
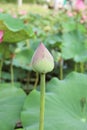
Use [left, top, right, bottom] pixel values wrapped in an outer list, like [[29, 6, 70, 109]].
[[0, 30, 4, 43], [31, 43, 54, 74], [19, 10, 27, 15], [75, 0, 85, 10], [0, 8, 3, 13]]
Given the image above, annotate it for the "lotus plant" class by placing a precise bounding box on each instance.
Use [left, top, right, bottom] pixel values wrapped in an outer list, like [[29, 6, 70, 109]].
[[31, 43, 54, 130]]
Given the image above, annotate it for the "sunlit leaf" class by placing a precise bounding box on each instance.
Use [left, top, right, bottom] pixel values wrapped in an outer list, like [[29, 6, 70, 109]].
[[0, 13, 34, 43]]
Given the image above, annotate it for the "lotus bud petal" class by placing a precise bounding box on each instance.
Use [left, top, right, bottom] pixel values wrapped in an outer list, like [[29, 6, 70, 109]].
[[0, 30, 4, 43], [31, 43, 54, 74]]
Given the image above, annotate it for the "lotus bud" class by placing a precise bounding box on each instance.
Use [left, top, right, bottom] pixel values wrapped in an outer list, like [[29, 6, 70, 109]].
[[0, 30, 4, 43], [31, 43, 54, 74], [75, 0, 85, 10]]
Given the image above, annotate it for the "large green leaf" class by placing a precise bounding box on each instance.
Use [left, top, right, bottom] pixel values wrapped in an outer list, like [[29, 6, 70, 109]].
[[21, 72, 87, 130], [0, 85, 26, 130], [0, 13, 34, 43], [61, 31, 87, 62], [0, 14, 24, 31]]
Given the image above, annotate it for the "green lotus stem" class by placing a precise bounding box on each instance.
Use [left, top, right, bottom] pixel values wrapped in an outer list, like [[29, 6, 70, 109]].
[[74, 62, 78, 72], [80, 62, 84, 73], [80, 97, 86, 120], [27, 71, 30, 87], [34, 72, 39, 89], [60, 65, 63, 80], [59, 60, 63, 80], [0, 59, 3, 83], [10, 60, 14, 86], [39, 73, 45, 130]]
